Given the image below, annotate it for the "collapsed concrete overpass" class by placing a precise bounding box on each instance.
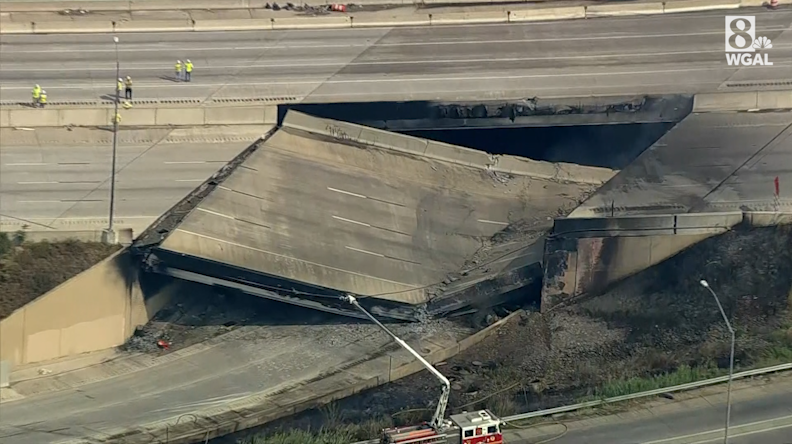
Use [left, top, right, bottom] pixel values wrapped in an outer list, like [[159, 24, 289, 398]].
[[132, 110, 613, 321], [542, 91, 792, 309]]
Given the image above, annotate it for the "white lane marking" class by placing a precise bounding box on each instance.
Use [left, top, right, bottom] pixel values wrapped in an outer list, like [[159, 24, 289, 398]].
[[345, 246, 384, 257], [164, 161, 206, 164], [17, 200, 62, 203], [478, 219, 509, 226], [4, 46, 792, 73], [174, 228, 413, 286], [3, 7, 767, 45], [327, 187, 367, 199], [196, 207, 234, 219], [332, 215, 371, 227], [3, 20, 785, 55], [687, 423, 792, 444], [2, 63, 787, 92], [17, 181, 57, 184], [5, 163, 49, 166], [174, 179, 205, 182], [641, 414, 792, 444]]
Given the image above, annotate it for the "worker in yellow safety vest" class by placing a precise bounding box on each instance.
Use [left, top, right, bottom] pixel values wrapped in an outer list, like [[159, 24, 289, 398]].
[[39, 90, 47, 107], [112, 112, 121, 124], [184, 60, 193, 82], [32, 84, 41, 107], [117, 78, 124, 101], [175, 60, 183, 81], [124, 76, 133, 100]]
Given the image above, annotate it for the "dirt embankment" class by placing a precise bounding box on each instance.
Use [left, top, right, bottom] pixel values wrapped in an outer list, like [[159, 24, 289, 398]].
[[0, 236, 121, 319], [227, 224, 792, 441]]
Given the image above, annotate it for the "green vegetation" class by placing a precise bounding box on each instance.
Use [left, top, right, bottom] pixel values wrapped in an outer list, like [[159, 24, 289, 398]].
[[243, 428, 359, 444], [0, 234, 121, 319]]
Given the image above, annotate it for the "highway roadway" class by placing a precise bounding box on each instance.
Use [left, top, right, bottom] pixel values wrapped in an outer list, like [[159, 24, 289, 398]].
[[0, 8, 790, 103], [508, 379, 792, 444], [0, 126, 268, 233]]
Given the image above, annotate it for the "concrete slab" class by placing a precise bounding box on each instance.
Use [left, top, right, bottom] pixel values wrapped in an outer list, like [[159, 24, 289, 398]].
[[136, 111, 609, 318], [570, 110, 792, 218]]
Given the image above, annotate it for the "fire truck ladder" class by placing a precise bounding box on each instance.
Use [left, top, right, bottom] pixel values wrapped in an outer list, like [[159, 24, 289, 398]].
[[341, 295, 451, 432]]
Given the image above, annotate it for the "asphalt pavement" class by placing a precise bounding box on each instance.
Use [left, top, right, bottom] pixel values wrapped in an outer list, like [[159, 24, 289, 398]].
[[508, 378, 792, 444], [0, 8, 790, 103], [0, 126, 269, 233]]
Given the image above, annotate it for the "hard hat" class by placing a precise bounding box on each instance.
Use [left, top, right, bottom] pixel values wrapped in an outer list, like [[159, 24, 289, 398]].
[[186, 59, 191, 62], [126, 76, 131, 79], [177, 60, 181, 63], [119, 78, 123, 81], [35, 84, 40, 87], [42, 90, 46, 93]]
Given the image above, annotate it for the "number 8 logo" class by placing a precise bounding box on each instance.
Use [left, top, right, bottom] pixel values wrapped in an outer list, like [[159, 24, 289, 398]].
[[725, 16, 756, 52]]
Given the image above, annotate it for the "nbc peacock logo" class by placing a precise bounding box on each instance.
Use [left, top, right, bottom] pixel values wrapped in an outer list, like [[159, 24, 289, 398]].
[[753, 36, 773, 50], [725, 16, 773, 66]]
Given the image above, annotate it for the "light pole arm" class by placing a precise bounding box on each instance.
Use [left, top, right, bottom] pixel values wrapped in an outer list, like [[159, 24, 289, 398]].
[[704, 286, 735, 335]]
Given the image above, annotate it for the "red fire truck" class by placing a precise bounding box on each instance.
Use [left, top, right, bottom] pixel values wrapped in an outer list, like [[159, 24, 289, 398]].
[[341, 296, 505, 444]]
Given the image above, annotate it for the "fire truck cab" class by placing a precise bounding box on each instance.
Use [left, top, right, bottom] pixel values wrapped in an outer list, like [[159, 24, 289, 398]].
[[449, 410, 503, 444], [380, 410, 503, 444]]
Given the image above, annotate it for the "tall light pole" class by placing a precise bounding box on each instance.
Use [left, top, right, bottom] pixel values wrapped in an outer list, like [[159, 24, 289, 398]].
[[104, 35, 120, 245], [700, 279, 735, 444]]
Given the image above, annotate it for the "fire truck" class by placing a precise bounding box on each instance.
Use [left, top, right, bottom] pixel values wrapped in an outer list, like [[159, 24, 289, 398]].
[[341, 295, 505, 444]]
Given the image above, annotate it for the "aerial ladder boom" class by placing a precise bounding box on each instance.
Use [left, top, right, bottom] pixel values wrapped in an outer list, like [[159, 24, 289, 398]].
[[341, 295, 451, 432]]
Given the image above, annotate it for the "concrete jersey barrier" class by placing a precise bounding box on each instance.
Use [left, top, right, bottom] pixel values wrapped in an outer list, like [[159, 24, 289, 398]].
[[0, 105, 278, 127], [0, 0, 770, 34], [693, 90, 792, 112]]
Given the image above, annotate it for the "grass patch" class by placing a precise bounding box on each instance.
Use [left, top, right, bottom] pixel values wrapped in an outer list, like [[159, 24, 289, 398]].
[[582, 324, 792, 401], [243, 428, 358, 444], [238, 418, 392, 444], [587, 363, 724, 399], [0, 235, 121, 319]]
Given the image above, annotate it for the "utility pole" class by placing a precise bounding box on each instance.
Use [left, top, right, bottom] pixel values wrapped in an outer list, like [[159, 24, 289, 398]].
[[103, 35, 120, 245], [700, 279, 735, 444]]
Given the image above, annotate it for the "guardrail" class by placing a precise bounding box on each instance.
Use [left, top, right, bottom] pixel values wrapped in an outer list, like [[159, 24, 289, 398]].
[[0, 0, 765, 35], [350, 363, 792, 444]]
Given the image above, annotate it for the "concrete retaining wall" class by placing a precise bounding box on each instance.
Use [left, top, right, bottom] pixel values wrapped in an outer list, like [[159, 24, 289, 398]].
[[0, 229, 135, 245], [0, 0, 765, 33], [693, 91, 792, 113], [283, 110, 614, 185], [0, 105, 278, 128], [541, 211, 792, 310], [0, 248, 174, 367]]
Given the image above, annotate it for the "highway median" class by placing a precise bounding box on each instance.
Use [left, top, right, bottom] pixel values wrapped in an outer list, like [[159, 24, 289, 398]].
[[0, 0, 773, 35]]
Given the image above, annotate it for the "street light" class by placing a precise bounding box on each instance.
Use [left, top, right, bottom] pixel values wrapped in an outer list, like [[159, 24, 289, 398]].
[[700, 279, 735, 444], [104, 35, 120, 245]]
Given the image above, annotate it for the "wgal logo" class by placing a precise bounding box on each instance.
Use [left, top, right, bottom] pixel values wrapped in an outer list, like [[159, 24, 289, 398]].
[[725, 16, 773, 66]]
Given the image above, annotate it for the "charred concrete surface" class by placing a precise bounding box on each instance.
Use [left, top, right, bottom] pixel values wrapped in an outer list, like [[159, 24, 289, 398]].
[[570, 110, 792, 217], [285, 95, 693, 131], [133, 111, 614, 321], [541, 108, 792, 310]]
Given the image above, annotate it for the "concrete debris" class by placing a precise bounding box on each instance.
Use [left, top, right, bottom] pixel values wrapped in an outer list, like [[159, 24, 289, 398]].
[[434, 96, 649, 121], [122, 325, 171, 354]]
